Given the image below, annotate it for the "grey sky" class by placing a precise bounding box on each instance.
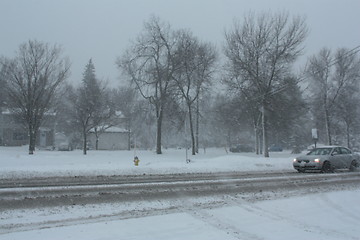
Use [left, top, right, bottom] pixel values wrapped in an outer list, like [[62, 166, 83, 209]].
[[1, 0, 359, 87]]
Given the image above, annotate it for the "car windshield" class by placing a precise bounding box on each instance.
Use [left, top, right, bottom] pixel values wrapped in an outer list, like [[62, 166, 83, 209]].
[[307, 148, 332, 155]]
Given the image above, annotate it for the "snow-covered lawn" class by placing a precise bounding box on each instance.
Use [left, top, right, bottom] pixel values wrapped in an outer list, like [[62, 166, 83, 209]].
[[1, 146, 359, 239], [0, 146, 294, 178]]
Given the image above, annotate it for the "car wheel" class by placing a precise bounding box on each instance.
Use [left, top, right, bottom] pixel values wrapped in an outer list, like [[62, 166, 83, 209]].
[[349, 160, 358, 172], [321, 161, 333, 173]]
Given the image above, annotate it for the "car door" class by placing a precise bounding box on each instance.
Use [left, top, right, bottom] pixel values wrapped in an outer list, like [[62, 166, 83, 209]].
[[330, 147, 342, 169], [340, 147, 352, 168]]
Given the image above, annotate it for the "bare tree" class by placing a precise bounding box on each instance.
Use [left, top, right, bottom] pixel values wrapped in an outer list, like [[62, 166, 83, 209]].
[[118, 16, 178, 154], [91, 88, 119, 151], [306, 47, 360, 145], [0, 62, 7, 108], [222, 72, 263, 154], [68, 59, 114, 154], [1, 40, 70, 154], [335, 85, 360, 148], [173, 30, 217, 155], [110, 87, 138, 150], [224, 12, 307, 157]]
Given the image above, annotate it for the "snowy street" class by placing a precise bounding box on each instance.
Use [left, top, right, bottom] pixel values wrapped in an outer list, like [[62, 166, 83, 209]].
[[1, 171, 360, 211], [1, 186, 360, 240], [1, 147, 360, 239]]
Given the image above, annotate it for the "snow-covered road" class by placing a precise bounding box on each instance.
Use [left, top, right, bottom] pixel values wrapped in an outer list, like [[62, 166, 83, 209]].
[[1, 171, 359, 211], [1, 171, 360, 239], [1, 147, 360, 239], [1, 186, 360, 240]]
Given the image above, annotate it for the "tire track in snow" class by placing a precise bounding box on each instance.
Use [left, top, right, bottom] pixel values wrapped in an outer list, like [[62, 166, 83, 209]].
[[231, 196, 359, 240], [181, 202, 263, 240]]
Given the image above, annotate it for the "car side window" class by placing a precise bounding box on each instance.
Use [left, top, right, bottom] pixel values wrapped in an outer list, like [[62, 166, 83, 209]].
[[322, 149, 330, 155], [341, 147, 351, 154], [332, 148, 340, 155]]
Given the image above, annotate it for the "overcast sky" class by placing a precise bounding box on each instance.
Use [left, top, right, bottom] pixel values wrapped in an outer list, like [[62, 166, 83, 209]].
[[1, 0, 359, 87]]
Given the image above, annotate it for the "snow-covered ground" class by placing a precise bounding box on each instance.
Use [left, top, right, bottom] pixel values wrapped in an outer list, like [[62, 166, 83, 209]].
[[2, 190, 360, 240], [0, 146, 294, 179], [1, 146, 360, 240]]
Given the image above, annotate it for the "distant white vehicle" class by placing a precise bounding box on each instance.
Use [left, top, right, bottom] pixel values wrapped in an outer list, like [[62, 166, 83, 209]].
[[293, 146, 359, 173]]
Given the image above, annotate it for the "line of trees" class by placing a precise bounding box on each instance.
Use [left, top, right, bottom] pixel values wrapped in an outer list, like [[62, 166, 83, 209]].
[[305, 48, 360, 147], [1, 12, 360, 156]]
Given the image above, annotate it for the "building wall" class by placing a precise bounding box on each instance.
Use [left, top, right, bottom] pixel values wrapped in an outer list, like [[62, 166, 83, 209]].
[[38, 128, 55, 148], [0, 108, 55, 147], [0, 111, 28, 146], [88, 132, 129, 150], [2, 128, 28, 146]]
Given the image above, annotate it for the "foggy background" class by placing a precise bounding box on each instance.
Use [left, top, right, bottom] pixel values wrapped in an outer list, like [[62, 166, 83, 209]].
[[1, 0, 359, 86]]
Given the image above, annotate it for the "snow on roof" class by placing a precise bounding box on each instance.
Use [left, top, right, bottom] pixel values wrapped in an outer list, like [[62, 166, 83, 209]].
[[104, 126, 129, 133], [90, 126, 129, 133], [115, 111, 124, 117], [1, 108, 20, 115], [1, 108, 56, 116]]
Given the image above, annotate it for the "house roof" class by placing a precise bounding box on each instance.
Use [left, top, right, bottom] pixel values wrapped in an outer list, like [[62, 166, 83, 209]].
[[90, 126, 129, 133], [1, 108, 56, 116]]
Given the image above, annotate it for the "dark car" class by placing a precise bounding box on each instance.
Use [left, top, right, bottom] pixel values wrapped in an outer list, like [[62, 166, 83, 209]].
[[293, 146, 359, 173], [230, 144, 254, 153], [268, 145, 283, 152]]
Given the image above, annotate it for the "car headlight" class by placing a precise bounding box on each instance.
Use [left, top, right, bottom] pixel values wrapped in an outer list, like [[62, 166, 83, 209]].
[[293, 158, 297, 162], [314, 158, 320, 163]]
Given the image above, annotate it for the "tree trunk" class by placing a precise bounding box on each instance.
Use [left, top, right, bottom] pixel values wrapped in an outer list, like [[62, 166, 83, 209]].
[[188, 104, 196, 155], [94, 128, 99, 150], [28, 125, 36, 155], [127, 118, 131, 151], [83, 129, 87, 155], [259, 131, 263, 155], [262, 106, 269, 157], [254, 126, 259, 155], [324, 108, 332, 145], [128, 130, 131, 151], [227, 129, 231, 151], [195, 97, 199, 154], [156, 108, 163, 154], [346, 122, 350, 148]]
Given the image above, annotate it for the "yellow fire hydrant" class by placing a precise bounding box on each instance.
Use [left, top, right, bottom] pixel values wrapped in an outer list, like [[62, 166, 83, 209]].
[[134, 156, 140, 166]]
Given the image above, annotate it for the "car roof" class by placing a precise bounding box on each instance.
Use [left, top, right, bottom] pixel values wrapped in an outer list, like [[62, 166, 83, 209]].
[[314, 146, 346, 149]]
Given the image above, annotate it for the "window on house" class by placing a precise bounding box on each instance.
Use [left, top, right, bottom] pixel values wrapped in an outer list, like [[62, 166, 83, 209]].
[[13, 132, 27, 141]]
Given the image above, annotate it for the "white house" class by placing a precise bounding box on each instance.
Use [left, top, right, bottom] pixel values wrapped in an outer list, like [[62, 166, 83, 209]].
[[88, 126, 130, 150]]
